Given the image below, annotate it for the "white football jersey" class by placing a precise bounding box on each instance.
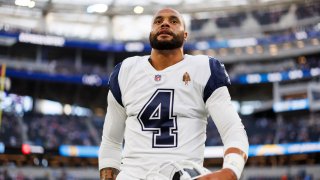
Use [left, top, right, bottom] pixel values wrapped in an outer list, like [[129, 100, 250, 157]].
[[103, 54, 231, 179]]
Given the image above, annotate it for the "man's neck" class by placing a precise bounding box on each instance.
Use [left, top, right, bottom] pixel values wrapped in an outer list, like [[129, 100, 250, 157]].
[[150, 48, 184, 71]]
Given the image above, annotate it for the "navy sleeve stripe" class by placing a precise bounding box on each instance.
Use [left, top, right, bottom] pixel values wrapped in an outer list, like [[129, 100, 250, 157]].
[[108, 63, 123, 107], [203, 57, 231, 102]]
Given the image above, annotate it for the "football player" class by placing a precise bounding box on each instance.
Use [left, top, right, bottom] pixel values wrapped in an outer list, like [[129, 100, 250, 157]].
[[99, 8, 249, 180]]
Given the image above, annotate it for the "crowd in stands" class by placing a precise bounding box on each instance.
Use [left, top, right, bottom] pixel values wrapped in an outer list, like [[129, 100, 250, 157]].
[[23, 113, 96, 148], [295, 2, 320, 20], [0, 113, 22, 147], [205, 111, 320, 146], [190, 18, 209, 31], [191, 2, 319, 31], [205, 116, 276, 146], [248, 169, 314, 180], [0, 2, 319, 81], [242, 116, 277, 146], [215, 12, 247, 28], [278, 113, 320, 144], [2, 45, 319, 86], [1, 109, 319, 148], [91, 116, 104, 140], [190, 8, 286, 31], [0, 168, 77, 180], [228, 54, 320, 77], [252, 9, 288, 26], [52, 59, 107, 77]]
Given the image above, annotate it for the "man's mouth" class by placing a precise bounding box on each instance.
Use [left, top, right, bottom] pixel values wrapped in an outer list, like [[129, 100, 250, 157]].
[[157, 30, 173, 36]]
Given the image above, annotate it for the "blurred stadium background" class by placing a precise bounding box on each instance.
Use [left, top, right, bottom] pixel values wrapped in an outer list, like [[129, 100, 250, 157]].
[[0, 0, 319, 179]]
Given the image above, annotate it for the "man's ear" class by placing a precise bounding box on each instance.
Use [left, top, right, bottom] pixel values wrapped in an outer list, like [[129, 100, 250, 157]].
[[184, 31, 188, 41]]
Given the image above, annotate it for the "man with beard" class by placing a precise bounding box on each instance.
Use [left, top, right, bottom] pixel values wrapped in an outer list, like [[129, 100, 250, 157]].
[[99, 8, 249, 180]]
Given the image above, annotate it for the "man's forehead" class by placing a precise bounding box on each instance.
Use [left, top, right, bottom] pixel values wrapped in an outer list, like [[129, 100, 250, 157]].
[[153, 8, 182, 19]]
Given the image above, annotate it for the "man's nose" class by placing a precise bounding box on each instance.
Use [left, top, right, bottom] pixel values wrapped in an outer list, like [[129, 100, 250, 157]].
[[161, 20, 170, 27]]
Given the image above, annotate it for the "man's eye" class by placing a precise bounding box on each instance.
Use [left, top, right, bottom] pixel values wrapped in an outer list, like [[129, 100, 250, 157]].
[[154, 20, 162, 24], [171, 20, 178, 24]]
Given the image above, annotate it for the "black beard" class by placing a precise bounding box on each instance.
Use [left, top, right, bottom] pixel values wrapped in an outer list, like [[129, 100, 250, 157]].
[[149, 32, 184, 50]]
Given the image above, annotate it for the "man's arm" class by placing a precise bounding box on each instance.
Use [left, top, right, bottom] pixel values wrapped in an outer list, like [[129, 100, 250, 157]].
[[198, 147, 247, 179], [99, 92, 127, 179], [204, 86, 249, 179], [100, 167, 120, 180]]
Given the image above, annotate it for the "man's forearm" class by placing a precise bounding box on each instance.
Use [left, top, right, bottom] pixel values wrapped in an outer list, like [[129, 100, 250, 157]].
[[100, 167, 120, 180]]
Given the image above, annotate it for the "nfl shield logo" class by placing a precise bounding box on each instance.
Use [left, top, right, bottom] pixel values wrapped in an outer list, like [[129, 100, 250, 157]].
[[154, 74, 161, 81]]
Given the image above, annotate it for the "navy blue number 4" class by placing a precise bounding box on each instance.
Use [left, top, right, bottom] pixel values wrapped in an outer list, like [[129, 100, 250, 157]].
[[137, 89, 178, 148]]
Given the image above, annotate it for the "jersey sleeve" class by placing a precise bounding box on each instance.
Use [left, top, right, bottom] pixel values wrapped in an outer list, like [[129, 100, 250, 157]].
[[205, 86, 249, 157], [108, 62, 123, 107], [99, 63, 127, 171], [203, 57, 231, 103]]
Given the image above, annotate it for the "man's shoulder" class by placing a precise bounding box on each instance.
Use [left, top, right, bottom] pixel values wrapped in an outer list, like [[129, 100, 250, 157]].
[[110, 55, 147, 79], [185, 54, 211, 68], [121, 55, 148, 69], [186, 54, 221, 65], [186, 54, 209, 61], [186, 54, 221, 62], [186, 55, 225, 71]]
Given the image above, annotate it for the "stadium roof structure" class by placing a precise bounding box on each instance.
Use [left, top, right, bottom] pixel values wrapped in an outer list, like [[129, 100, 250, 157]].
[[0, 0, 308, 15], [0, 0, 316, 41]]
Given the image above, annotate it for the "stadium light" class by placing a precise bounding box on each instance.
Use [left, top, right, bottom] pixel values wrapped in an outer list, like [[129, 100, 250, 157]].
[[15, 0, 35, 8], [87, 4, 108, 14], [64, 104, 72, 115], [133, 6, 144, 14]]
